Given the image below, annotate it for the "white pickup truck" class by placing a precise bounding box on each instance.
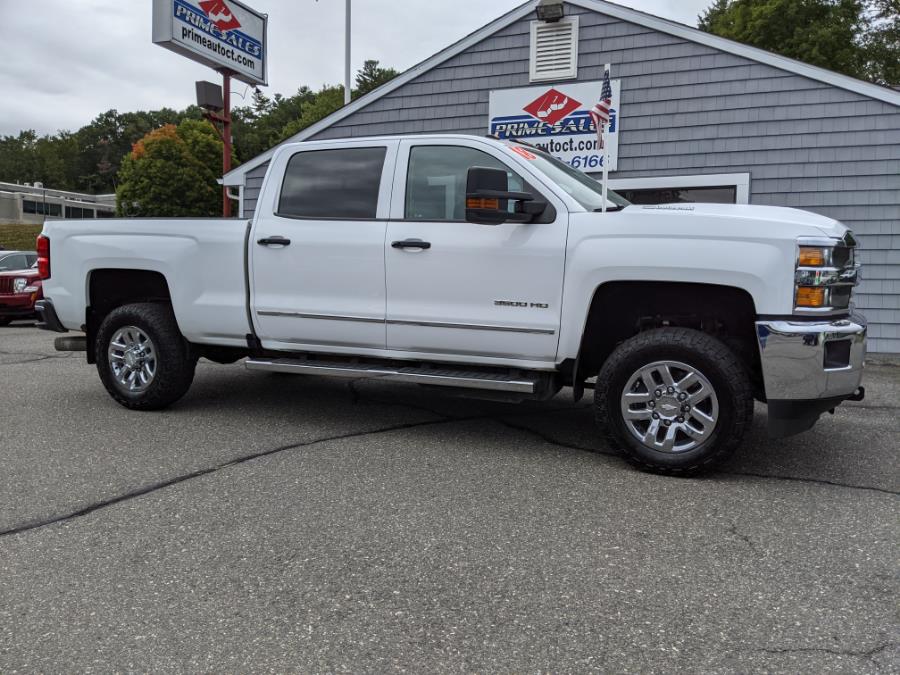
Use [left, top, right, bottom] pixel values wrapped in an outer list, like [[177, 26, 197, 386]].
[[35, 134, 866, 475]]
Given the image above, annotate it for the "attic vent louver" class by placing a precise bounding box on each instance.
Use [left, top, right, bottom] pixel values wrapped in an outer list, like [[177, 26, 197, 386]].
[[529, 16, 579, 82]]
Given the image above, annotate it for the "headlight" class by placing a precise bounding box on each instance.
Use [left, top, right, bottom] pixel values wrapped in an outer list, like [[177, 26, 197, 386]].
[[13, 277, 27, 293], [794, 234, 859, 314]]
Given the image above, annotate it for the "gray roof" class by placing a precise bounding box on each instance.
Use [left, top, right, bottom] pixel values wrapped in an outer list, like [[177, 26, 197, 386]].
[[223, 0, 900, 185]]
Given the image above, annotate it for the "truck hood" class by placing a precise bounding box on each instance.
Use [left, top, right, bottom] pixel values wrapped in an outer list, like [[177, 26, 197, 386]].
[[624, 203, 847, 240]]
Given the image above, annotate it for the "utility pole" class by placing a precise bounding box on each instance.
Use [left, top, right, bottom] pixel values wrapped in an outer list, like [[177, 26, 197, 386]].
[[222, 70, 232, 217], [344, 0, 351, 105]]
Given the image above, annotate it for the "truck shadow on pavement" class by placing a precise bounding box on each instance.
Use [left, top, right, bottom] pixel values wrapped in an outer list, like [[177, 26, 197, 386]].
[[179, 364, 900, 496]]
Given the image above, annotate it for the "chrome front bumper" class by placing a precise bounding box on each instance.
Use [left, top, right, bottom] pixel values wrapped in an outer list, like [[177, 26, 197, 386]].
[[756, 314, 867, 437]]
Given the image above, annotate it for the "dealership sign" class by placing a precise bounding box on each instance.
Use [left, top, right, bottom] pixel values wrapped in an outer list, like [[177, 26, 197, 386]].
[[489, 80, 621, 171], [152, 0, 268, 85]]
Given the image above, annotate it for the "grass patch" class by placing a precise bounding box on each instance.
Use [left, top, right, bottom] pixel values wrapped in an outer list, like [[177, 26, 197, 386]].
[[0, 224, 42, 251]]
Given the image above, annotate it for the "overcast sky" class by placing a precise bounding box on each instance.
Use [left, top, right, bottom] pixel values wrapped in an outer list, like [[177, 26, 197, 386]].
[[0, 0, 711, 136]]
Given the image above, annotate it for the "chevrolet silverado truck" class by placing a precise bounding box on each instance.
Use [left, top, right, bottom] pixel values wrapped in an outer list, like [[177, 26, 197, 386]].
[[35, 134, 866, 475]]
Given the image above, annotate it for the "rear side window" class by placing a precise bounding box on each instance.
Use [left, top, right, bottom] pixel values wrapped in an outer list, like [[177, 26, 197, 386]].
[[278, 147, 387, 220]]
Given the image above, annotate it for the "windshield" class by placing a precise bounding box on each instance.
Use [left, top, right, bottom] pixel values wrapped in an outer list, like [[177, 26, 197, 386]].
[[508, 142, 630, 212]]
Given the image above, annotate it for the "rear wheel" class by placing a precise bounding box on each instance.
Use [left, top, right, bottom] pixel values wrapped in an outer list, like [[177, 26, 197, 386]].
[[0, 317, 12, 327], [96, 303, 196, 410], [594, 327, 753, 475]]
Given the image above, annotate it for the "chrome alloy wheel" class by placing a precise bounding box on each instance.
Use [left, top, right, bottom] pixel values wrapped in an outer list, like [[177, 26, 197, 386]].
[[619, 360, 720, 454], [108, 326, 157, 393]]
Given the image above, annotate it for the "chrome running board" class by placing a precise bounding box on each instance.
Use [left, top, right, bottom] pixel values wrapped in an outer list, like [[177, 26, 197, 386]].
[[245, 357, 540, 393]]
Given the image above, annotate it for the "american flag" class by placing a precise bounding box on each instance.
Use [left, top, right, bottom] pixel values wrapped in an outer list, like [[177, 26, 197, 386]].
[[590, 68, 612, 148]]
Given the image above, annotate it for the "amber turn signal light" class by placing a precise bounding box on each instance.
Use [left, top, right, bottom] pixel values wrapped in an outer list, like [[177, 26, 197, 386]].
[[796, 286, 826, 308], [798, 246, 827, 267], [467, 197, 500, 210]]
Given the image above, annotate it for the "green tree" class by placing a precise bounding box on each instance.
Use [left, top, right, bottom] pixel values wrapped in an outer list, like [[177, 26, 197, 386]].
[[698, 0, 899, 85], [862, 0, 900, 84], [699, 0, 867, 78], [115, 120, 223, 217], [355, 59, 399, 96], [231, 86, 314, 161], [279, 85, 346, 139]]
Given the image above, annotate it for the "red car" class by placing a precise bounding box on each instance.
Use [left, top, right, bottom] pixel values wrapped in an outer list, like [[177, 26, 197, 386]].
[[0, 262, 43, 326]]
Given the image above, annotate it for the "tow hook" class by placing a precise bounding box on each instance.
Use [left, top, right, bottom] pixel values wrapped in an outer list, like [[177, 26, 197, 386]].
[[847, 386, 866, 402]]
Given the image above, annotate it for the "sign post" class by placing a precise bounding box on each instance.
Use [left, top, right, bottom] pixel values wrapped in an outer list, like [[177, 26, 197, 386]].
[[153, 0, 267, 216]]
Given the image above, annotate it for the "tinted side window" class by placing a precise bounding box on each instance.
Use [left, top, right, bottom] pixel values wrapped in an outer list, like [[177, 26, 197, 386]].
[[278, 147, 387, 219], [405, 146, 526, 221]]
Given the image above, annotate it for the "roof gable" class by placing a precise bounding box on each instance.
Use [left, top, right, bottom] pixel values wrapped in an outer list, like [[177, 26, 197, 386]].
[[224, 0, 900, 184]]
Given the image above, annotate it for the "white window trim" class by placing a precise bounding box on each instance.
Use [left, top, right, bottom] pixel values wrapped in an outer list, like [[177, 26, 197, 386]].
[[529, 16, 579, 82], [608, 173, 751, 204]]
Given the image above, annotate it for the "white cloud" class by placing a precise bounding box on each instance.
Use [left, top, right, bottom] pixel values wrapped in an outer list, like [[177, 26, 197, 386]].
[[0, 0, 712, 135]]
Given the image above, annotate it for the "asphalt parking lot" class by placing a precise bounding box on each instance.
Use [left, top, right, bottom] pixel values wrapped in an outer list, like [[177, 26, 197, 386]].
[[0, 323, 897, 672]]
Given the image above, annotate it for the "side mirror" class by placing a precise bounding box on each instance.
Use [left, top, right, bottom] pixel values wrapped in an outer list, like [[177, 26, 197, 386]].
[[465, 166, 545, 225]]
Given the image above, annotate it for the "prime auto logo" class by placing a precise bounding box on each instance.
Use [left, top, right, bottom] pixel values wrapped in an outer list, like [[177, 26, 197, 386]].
[[174, 0, 262, 58], [199, 0, 241, 31], [491, 86, 616, 140], [523, 88, 581, 126]]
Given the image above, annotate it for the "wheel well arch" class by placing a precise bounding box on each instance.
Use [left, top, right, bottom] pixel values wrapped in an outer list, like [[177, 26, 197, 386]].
[[575, 281, 761, 392], [85, 269, 173, 364]]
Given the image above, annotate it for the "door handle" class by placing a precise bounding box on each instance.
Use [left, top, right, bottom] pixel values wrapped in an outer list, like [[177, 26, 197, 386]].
[[391, 239, 431, 250], [258, 236, 291, 246]]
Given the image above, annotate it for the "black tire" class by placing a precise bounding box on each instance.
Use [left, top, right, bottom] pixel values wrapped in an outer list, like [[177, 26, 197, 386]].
[[594, 327, 753, 476], [0, 316, 12, 327], [95, 303, 196, 410]]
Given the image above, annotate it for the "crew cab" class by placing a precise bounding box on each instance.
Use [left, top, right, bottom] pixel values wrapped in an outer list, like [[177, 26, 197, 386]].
[[35, 134, 866, 475]]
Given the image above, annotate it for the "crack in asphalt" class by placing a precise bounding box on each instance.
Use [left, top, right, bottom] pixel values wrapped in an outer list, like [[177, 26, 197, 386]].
[[0, 414, 460, 539], [1, 372, 895, 540], [743, 641, 899, 663], [716, 470, 899, 496], [726, 522, 760, 554], [0, 387, 589, 540], [0, 349, 74, 365], [493, 418, 900, 497]]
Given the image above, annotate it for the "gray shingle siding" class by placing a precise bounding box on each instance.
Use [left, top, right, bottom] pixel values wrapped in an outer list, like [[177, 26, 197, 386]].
[[242, 167, 267, 218], [242, 4, 900, 352]]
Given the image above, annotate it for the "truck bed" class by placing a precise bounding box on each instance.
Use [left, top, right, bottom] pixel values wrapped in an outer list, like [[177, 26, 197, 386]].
[[42, 218, 251, 347]]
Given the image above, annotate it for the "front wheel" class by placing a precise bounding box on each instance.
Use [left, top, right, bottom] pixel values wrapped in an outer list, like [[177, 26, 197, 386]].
[[96, 303, 196, 410], [594, 328, 753, 476]]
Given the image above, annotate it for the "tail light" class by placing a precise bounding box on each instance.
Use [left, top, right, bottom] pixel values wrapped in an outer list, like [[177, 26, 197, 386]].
[[36, 234, 50, 280]]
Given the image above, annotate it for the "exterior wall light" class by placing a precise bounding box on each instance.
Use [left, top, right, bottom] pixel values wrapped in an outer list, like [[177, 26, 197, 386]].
[[536, 0, 565, 22]]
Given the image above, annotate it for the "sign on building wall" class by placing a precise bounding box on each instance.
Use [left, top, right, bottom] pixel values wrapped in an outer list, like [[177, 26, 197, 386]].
[[489, 80, 621, 171], [152, 0, 268, 85]]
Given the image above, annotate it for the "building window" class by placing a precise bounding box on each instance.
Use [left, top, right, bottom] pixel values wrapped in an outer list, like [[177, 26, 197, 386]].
[[529, 16, 579, 82], [277, 147, 387, 220], [97, 210, 115, 218], [65, 206, 96, 218], [23, 200, 61, 216], [608, 173, 751, 205], [617, 186, 737, 205]]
